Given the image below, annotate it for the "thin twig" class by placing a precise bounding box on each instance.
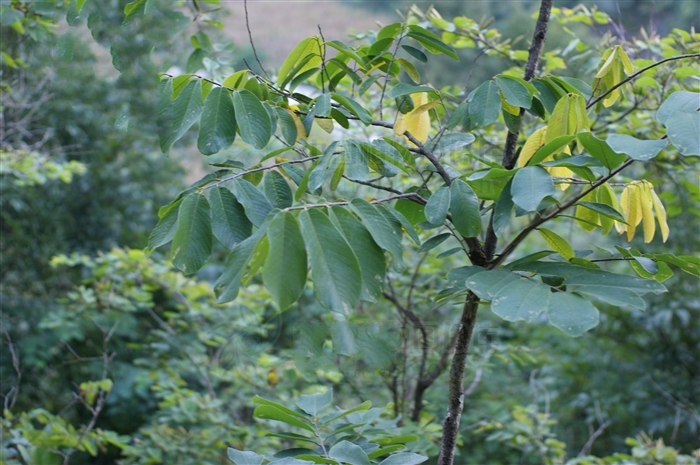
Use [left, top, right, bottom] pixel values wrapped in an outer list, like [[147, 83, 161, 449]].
[[1, 326, 21, 411], [243, 0, 269, 79]]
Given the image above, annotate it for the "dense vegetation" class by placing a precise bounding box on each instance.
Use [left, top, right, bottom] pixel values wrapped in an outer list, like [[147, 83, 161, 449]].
[[1, 0, 698, 464]]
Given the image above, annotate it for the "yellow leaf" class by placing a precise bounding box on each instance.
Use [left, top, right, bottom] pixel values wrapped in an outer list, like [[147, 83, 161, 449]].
[[518, 127, 547, 167], [546, 94, 588, 143], [639, 181, 656, 243], [403, 92, 431, 145], [617, 46, 634, 75], [315, 118, 334, 134], [621, 182, 642, 241], [394, 117, 407, 136], [575, 190, 600, 232], [286, 109, 307, 142], [595, 47, 616, 79], [650, 185, 669, 242], [500, 91, 520, 116], [548, 165, 574, 190]]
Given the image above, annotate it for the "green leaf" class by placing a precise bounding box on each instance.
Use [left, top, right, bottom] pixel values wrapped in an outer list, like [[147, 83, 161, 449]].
[[546, 292, 599, 336], [170, 193, 212, 275], [529, 135, 577, 166], [425, 186, 450, 225], [656, 91, 700, 124], [314, 93, 332, 118], [252, 395, 308, 418], [606, 134, 667, 161], [538, 228, 574, 260], [233, 89, 272, 149], [386, 83, 435, 99], [665, 111, 700, 156], [365, 141, 411, 175], [160, 79, 203, 153], [378, 453, 427, 465], [146, 198, 181, 252], [263, 212, 307, 310], [449, 180, 481, 237], [254, 405, 315, 433], [331, 93, 372, 124], [655, 253, 700, 277], [209, 187, 252, 248], [349, 199, 403, 268], [262, 171, 293, 209], [227, 447, 264, 465], [417, 233, 451, 253], [401, 44, 428, 63], [328, 441, 370, 465], [265, 432, 317, 444], [407, 27, 459, 61], [465, 269, 520, 300], [563, 272, 666, 310], [493, 179, 514, 235], [431, 133, 476, 155], [299, 209, 361, 312], [214, 227, 266, 302], [296, 389, 332, 416], [511, 166, 555, 212], [469, 80, 501, 128], [495, 75, 532, 109], [233, 179, 274, 227], [325, 40, 367, 69], [466, 168, 514, 201], [398, 58, 421, 84], [577, 132, 626, 169], [278, 36, 323, 87], [274, 107, 298, 145], [197, 87, 236, 155], [577, 201, 625, 222], [380, 204, 420, 245], [371, 434, 420, 445], [491, 277, 550, 322], [324, 400, 372, 424]]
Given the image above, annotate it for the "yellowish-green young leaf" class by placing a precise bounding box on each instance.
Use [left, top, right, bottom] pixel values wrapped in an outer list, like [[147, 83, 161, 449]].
[[639, 181, 656, 243], [500, 91, 520, 116], [286, 109, 307, 142], [277, 36, 323, 87], [596, 182, 621, 235], [592, 46, 634, 108], [595, 46, 617, 79], [545, 93, 589, 143], [620, 182, 643, 241], [650, 186, 669, 242], [575, 191, 600, 232], [222, 70, 249, 89], [518, 127, 547, 167], [539, 228, 575, 260]]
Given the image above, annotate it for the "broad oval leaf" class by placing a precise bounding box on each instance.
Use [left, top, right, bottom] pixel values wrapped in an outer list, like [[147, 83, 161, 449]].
[[262, 171, 293, 209], [349, 199, 403, 268], [328, 440, 370, 465], [606, 134, 667, 161], [233, 89, 272, 149], [666, 110, 700, 156], [227, 447, 264, 465], [546, 292, 599, 336], [656, 90, 700, 124], [495, 75, 533, 109], [469, 80, 501, 128], [160, 79, 204, 153], [170, 193, 212, 275], [299, 209, 361, 313], [378, 453, 427, 465], [491, 278, 550, 322], [330, 208, 386, 302], [465, 269, 520, 300], [425, 186, 450, 225], [263, 211, 307, 310], [449, 180, 481, 237], [511, 166, 555, 212], [209, 186, 253, 248], [197, 86, 236, 155], [577, 132, 626, 169], [296, 389, 332, 416], [538, 228, 574, 260]]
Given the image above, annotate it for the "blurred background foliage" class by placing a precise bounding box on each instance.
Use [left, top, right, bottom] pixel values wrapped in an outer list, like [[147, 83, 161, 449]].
[[1, 0, 698, 463]]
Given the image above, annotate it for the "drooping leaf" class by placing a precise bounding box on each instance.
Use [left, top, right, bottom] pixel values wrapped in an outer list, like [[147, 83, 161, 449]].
[[160, 79, 204, 153], [197, 87, 237, 155], [330, 207, 386, 302], [425, 186, 450, 225], [233, 89, 272, 149], [511, 166, 555, 212], [469, 80, 501, 128], [546, 292, 599, 336], [299, 209, 361, 313], [449, 180, 481, 237], [209, 187, 252, 248], [349, 199, 403, 268], [146, 198, 181, 253], [262, 171, 293, 209], [493, 179, 514, 235], [263, 212, 307, 310], [331, 93, 372, 124], [278, 36, 323, 87], [170, 193, 212, 275], [214, 227, 267, 303], [233, 178, 274, 227]]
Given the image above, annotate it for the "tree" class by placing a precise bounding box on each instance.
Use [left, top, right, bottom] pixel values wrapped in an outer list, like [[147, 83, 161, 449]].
[[147, 0, 700, 462]]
